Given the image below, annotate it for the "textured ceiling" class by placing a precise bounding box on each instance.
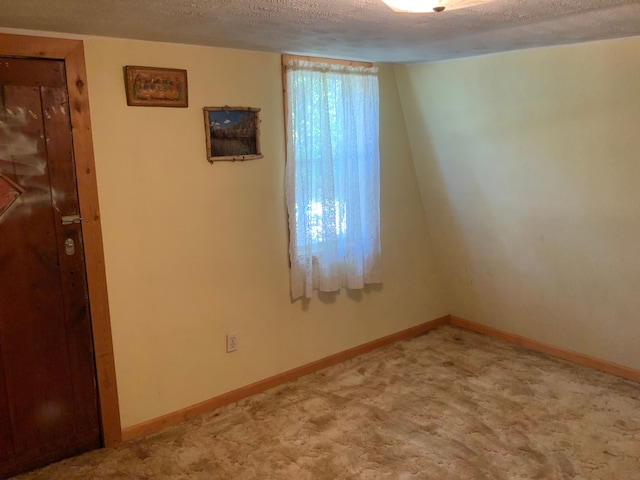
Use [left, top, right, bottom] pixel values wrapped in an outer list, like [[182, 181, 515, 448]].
[[2, 0, 640, 63]]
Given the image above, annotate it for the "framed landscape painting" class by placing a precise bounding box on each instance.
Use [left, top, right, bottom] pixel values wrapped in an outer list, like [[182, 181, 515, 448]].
[[203, 107, 262, 162]]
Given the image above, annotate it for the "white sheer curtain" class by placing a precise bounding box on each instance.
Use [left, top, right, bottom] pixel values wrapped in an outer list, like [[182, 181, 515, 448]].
[[285, 59, 381, 300]]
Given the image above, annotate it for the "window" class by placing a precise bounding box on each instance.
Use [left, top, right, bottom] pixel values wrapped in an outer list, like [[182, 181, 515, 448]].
[[283, 56, 382, 300]]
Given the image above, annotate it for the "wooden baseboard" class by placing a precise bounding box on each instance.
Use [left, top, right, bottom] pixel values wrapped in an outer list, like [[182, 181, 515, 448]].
[[449, 316, 640, 383], [122, 314, 639, 442], [122, 315, 450, 441]]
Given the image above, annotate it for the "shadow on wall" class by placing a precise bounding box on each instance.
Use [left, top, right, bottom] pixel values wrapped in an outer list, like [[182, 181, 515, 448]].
[[393, 65, 486, 320]]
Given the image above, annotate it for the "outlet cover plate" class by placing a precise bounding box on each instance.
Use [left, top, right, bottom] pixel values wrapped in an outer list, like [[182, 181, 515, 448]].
[[226, 333, 238, 353]]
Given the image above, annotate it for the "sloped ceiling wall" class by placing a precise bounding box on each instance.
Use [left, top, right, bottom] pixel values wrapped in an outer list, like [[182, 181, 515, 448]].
[[396, 35, 640, 369]]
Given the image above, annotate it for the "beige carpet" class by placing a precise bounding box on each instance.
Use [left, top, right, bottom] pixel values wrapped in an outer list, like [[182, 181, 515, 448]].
[[12, 326, 640, 479]]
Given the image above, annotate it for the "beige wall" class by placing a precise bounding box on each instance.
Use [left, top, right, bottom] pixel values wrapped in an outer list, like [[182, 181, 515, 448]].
[[80, 37, 446, 427], [396, 36, 640, 370]]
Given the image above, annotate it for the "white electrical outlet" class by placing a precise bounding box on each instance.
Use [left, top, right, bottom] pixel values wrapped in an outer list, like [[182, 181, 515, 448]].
[[226, 333, 238, 353]]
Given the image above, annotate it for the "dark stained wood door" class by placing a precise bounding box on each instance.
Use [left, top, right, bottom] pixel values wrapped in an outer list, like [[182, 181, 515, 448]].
[[0, 57, 101, 478]]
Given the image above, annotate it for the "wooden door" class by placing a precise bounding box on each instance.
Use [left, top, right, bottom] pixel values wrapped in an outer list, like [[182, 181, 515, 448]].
[[0, 57, 101, 478]]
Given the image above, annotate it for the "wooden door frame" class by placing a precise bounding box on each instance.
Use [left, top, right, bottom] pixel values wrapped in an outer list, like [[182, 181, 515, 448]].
[[0, 33, 122, 447]]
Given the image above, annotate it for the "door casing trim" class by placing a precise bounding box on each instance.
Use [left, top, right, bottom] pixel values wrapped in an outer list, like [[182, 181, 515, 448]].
[[0, 32, 122, 447]]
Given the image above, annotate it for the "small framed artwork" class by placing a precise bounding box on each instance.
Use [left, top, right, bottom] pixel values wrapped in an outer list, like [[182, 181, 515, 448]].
[[124, 66, 188, 107], [203, 107, 263, 162]]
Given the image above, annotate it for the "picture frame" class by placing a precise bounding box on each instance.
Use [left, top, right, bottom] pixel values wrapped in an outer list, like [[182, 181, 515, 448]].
[[124, 66, 188, 107], [203, 107, 263, 162]]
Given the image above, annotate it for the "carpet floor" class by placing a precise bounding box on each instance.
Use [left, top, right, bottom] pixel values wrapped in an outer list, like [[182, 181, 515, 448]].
[[11, 326, 640, 479]]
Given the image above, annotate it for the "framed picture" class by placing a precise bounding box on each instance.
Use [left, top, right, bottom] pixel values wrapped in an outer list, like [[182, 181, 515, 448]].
[[203, 107, 263, 162], [124, 66, 188, 107]]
